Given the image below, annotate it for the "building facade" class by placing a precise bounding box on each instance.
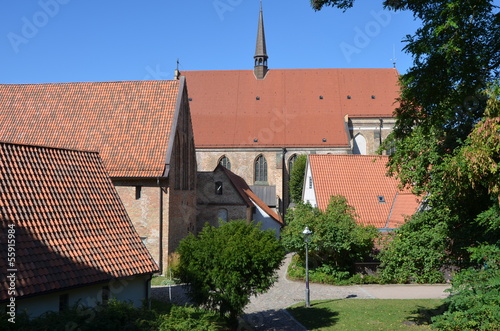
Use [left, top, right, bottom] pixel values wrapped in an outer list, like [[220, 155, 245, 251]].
[[183, 5, 400, 215], [0, 142, 158, 317], [0, 78, 197, 273]]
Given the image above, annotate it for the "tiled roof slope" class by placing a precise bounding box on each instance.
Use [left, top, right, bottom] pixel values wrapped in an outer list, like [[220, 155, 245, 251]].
[[309, 154, 419, 228], [0, 80, 180, 177], [0, 142, 159, 301], [218, 165, 283, 225], [183, 69, 400, 148]]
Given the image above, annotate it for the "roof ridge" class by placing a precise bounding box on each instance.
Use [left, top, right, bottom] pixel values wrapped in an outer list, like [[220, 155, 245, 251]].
[[0, 140, 99, 155]]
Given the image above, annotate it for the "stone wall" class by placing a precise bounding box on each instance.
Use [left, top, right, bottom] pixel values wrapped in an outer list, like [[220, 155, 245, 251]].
[[196, 147, 350, 211], [196, 169, 250, 231]]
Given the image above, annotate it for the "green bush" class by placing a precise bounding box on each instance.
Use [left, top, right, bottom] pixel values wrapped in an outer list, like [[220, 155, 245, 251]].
[[379, 209, 448, 284], [176, 220, 285, 326], [289, 154, 307, 203], [432, 245, 500, 330], [0, 300, 226, 331], [282, 196, 378, 274], [287, 254, 381, 285], [158, 306, 223, 331]]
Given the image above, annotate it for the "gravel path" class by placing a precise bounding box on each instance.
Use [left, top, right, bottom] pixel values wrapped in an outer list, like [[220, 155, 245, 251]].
[[152, 254, 451, 330]]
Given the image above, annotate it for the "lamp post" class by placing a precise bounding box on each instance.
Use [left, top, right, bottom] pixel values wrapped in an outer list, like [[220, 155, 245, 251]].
[[303, 226, 312, 307]]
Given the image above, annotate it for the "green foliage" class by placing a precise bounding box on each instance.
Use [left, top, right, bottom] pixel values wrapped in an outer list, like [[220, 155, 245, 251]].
[[289, 154, 307, 203], [0, 300, 225, 331], [158, 306, 222, 331], [379, 210, 448, 283], [282, 196, 378, 274], [432, 245, 500, 330], [175, 220, 285, 325]]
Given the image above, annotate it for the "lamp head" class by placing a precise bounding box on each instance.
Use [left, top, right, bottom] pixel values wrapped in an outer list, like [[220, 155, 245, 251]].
[[302, 226, 312, 243]]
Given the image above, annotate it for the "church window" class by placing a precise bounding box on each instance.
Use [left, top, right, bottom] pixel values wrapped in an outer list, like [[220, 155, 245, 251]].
[[219, 156, 231, 170], [353, 134, 367, 155], [254, 155, 268, 183]]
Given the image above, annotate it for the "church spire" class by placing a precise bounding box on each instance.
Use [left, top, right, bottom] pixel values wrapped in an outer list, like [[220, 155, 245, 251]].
[[254, 0, 268, 79]]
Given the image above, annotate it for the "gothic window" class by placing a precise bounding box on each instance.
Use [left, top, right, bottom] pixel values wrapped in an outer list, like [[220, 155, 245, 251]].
[[219, 156, 231, 170], [254, 154, 268, 183], [353, 134, 367, 155]]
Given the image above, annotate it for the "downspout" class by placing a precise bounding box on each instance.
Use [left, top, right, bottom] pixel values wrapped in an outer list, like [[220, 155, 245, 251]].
[[146, 273, 153, 309], [158, 181, 163, 275]]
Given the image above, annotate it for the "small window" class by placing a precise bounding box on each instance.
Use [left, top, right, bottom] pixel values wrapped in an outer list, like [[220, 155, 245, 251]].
[[102, 286, 110, 305], [217, 209, 228, 222], [378, 196, 386, 203], [59, 294, 69, 312], [309, 176, 313, 189], [219, 156, 231, 170], [135, 186, 142, 200], [140, 237, 148, 245], [215, 181, 223, 195]]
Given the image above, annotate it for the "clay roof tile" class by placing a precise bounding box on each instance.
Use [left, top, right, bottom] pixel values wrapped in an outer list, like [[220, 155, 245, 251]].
[[0, 142, 159, 302]]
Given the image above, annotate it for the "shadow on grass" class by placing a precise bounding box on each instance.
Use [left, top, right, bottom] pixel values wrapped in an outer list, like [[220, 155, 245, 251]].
[[287, 302, 340, 330], [242, 309, 310, 331], [405, 303, 448, 326]]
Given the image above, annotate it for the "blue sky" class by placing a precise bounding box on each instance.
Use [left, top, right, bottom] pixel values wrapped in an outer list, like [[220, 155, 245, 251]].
[[1, 0, 422, 84]]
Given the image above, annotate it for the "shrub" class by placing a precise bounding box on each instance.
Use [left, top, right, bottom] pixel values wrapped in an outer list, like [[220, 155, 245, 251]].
[[175, 220, 285, 326], [379, 210, 448, 284], [282, 196, 378, 273], [432, 245, 500, 330]]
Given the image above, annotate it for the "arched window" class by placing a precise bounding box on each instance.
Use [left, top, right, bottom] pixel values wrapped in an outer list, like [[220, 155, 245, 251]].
[[217, 208, 228, 222], [254, 155, 268, 183], [353, 134, 367, 155], [219, 156, 231, 170]]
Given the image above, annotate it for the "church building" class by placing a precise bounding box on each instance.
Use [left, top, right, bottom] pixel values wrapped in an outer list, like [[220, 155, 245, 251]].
[[183, 4, 400, 215]]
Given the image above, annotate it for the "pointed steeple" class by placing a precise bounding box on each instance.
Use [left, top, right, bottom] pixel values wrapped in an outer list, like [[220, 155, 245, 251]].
[[254, 0, 268, 79]]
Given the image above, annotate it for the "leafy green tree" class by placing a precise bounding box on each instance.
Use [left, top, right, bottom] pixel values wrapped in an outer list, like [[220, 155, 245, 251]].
[[175, 220, 285, 326], [282, 196, 378, 272], [289, 154, 307, 203], [307, 0, 500, 263], [379, 209, 448, 283], [432, 245, 500, 330]]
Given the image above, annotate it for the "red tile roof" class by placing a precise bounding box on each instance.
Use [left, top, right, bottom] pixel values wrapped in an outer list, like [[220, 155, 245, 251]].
[[0, 80, 181, 177], [218, 165, 283, 225], [308, 154, 420, 228], [0, 142, 158, 301], [183, 69, 400, 148]]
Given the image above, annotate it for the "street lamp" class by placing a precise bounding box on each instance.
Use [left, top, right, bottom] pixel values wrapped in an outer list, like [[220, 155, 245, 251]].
[[303, 226, 312, 307]]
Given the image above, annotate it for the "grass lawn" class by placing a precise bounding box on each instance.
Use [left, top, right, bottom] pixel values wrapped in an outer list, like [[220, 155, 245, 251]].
[[151, 275, 177, 286], [288, 299, 445, 330]]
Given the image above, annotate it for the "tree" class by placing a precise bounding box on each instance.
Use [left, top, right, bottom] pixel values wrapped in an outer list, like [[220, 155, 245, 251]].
[[175, 220, 285, 326], [307, 0, 500, 263], [281, 196, 378, 272], [378, 209, 449, 283], [289, 154, 307, 203], [432, 245, 500, 330]]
